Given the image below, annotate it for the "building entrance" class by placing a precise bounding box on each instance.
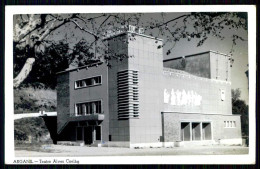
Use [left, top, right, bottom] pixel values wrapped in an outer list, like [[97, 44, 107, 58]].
[[181, 122, 212, 141], [76, 125, 102, 145], [192, 122, 201, 140], [181, 122, 191, 141], [84, 126, 93, 144], [202, 123, 212, 140]]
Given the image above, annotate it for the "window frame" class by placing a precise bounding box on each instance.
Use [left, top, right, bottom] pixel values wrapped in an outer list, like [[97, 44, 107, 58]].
[[224, 120, 236, 128], [74, 75, 102, 89], [74, 99, 103, 116], [180, 120, 213, 141]]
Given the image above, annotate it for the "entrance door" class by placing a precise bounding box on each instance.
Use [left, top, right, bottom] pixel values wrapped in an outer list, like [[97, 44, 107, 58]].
[[202, 123, 212, 140], [192, 122, 201, 141], [84, 126, 93, 144], [95, 126, 101, 141], [181, 122, 191, 141], [76, 127, 83, 141]]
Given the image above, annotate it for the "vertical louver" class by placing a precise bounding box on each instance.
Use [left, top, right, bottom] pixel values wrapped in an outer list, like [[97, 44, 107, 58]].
[[117, 70, 139, 120]]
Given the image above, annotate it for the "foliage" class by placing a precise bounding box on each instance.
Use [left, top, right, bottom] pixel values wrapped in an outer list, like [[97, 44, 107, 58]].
[[14, 41, 72, 88], [14, 86, 56, 114], [13, 12, 248, 88], [147, 12, 247, 56], [14, 117, 51, 143], [231, 89, 249, 137], [70, 39, 97, 67], [232, 88, 242, 104]]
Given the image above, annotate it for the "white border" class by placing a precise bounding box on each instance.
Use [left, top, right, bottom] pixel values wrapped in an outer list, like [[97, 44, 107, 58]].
[[5, 5, 256, 164]]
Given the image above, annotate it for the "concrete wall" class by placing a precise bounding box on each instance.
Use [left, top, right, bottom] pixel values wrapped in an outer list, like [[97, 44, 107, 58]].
[[107, 33, 163, 144], [210, 52, 231, 81], [163, 51, 231, 81], [163, 70, 232, 115], [57, 63, 109, 142], [163, 112, 241, 142], [69, 64, 109, 142], [128, 34, 163, 144], [163, 52, 211, 78], [57, 72, 70, 133], [108, 33, 130, 142]]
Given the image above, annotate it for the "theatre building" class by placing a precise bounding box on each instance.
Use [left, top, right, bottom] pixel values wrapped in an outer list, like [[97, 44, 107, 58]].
[[56, 27, 242, 147]]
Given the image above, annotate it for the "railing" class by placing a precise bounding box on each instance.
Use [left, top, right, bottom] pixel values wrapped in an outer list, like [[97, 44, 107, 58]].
[[14, 111, 57, 120], [39, 111, 57, 117]]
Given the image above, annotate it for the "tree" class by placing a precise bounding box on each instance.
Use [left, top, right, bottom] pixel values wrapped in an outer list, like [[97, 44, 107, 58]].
[[13, 12, 247, 88], [14, 40, 73, 88], [69, 39, 97, 67], [232, 88, 249, 137], [231, 88, 242, 104]]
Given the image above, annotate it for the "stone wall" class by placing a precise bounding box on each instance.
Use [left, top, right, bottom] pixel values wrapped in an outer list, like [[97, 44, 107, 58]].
[[163, 112, 241, 142]]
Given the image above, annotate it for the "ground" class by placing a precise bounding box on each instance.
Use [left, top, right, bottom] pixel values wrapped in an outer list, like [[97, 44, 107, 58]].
[[15, 144, 249, 157]]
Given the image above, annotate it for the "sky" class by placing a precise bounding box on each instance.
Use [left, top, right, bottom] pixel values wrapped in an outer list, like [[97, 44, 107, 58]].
[[14, 12, 249, 104]]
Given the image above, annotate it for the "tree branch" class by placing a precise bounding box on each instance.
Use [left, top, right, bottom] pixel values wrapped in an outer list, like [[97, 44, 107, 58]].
[[150, 14, 190, 29], [97, 15, 111, 31], [13, 58, 35, 88], [70, 19, 98, 39]]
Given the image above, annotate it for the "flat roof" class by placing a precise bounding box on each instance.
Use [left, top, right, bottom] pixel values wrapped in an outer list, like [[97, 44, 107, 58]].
[[163, 50, 231, 62]]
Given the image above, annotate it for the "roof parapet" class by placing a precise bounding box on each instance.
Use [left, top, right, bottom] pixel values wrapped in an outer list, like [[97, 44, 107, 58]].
[[56, 61, 104, 75], [164, 50, 231, 62]]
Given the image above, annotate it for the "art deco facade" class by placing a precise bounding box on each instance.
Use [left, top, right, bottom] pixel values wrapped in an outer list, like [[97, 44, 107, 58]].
[[56, 28, 242, 147]]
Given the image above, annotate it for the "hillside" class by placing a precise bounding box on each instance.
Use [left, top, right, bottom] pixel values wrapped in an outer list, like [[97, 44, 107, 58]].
[[14, 86, 57, 145], [14, 117, 53, 145], [14, 86, 56, 114]]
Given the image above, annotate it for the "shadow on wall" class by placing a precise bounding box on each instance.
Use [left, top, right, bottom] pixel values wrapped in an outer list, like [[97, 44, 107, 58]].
[[42, 116, 58, 144]]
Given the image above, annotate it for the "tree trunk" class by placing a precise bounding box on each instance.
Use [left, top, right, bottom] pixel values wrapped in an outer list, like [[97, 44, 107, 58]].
[[13, 58, 35, 88]]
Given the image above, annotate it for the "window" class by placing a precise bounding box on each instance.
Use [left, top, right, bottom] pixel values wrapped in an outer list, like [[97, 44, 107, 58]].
[[233, 121, 236, 127], [75, 100, 102, 116], [224, 121, 236, 128], [75, 76, 102, 89]]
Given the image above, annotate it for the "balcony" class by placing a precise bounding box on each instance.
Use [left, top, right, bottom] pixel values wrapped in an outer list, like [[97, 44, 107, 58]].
[[69, 114, 105, 122]]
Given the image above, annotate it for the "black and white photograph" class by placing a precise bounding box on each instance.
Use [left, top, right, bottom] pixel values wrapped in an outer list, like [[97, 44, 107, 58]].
[[5, 5, 256, 164]]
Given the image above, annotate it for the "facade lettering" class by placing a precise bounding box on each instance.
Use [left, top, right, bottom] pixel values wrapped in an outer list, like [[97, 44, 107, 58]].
[[164, 89, 202, 106]]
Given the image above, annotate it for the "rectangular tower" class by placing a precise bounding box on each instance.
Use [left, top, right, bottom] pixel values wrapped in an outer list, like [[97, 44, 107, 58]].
[[105, 28, 164, 147]]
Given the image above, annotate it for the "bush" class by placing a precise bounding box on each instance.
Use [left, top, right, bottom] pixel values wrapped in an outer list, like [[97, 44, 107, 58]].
[[14, 86, 56, 114], [232, 99, 249, 137], [14, 117, 51, 143]]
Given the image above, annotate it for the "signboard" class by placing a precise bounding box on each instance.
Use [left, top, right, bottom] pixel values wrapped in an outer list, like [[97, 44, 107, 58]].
[[105, 25, 144, 38]]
